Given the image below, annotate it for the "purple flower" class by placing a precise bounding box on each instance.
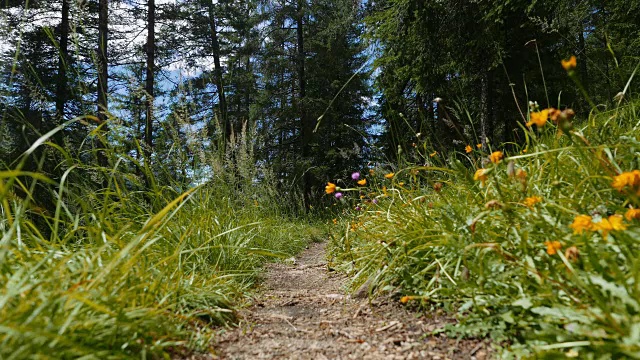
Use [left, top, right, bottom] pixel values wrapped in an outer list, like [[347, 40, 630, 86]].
[[335, 192, 343, 199], [351, 172, 360, 180], [355, 206, 362, 211], [372, 199, 378, 204]]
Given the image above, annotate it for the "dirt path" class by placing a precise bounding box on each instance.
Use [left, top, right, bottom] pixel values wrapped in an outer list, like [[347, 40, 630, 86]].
[[213, 242, 489, 359]]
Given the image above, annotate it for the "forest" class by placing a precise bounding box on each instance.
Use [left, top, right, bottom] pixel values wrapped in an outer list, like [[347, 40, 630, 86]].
[[1, 0, 639, 358]]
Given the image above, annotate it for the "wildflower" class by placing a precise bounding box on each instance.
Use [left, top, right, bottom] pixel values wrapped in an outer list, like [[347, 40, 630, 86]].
[[355, 206, 362, 211], [544, 241, 562, 255], [430, 151, 437, 157], [400, 295, 415, 304], [523, 196, 542, 208], [351, 172, 360, 180], [593, 215, 627, 238], [522, 148, 528, 153], [569, 215, 593, 234], [476, 143, 482, 149], [369, 169, 375, 176], [490, 151, 504, 164], [565, 246, 579, 262], [325, 182, 337, 194], [433, 182, 443, 192], [384, 172, 395, 179], [548, 108, 576, 124], [335, 192, 343, 199], [465, 145, 473, 153], [625, 208, 640, 221], [611, 170, 640, 193], [332, 218, 338, 225], [372, 198, 378, 204], [474, 168, 488, 185], [561, 55, 577, 71], [357, 179, 367, 186], [526, 109, 549, 128]]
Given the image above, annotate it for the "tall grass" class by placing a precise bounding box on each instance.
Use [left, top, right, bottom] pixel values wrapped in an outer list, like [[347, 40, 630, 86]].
[[0, 120, 323, 358], [328, 94, 640, 358]]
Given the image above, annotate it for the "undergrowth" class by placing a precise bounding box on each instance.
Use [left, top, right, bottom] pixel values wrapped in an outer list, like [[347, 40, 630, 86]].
[[328, 74, 640, 358], [0, 122, 323, 358]]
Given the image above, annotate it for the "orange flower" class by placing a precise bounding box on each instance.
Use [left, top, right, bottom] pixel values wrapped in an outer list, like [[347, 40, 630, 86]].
[[625, 208, 640, 221], [569, 215, 593, 234], [526, 109, 549, 127], [430, 151, 438, 157], [325, 182, 337, 194], [400, 295, 415, 304], [384, 173, 395, 179], [357, 179, 367, 186], [593, 215, 627, 238], [490, 151, 504, 164], [523, 196, 542, 208], [465, 145, 473, 153], [544, 241, 562, 255], [612, 170, 640, 192], [561, 55, 577, 71], [474, 168, 488, 185], [476, 143, 482, 149]]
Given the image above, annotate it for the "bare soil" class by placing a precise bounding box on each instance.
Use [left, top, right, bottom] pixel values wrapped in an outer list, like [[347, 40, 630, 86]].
[[212, 242, 490, 359]]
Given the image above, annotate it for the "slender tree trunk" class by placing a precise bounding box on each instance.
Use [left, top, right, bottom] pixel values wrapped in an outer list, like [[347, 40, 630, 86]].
[[206, 0, 229, 150], [479, 71, 493, 148], [55, 0, 69, 125], [297, 0, 312, 209], [578, 25, 589, 95], [96, 0, 109, 166], [145, 0, 155, 159]]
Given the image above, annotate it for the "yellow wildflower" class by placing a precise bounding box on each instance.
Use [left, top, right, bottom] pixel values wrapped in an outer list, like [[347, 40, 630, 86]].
[[526, 109, 549, 128], [476, 143, 482, 149], [561, 55, 577, 71], [332, 218, 338, 225], [625, 208, 640, 221], [569, 215, 593, 234], [522, 148, 528, 153], [544, 241, 562, 255], [357, 179, 367, 186], [325, 182, 337, 194], [430, 151, 438, 157], [611, 170, 640, 192], [473, 168, 488, 185], [465, 145, 473, 153], [490, 151, 504, 164], [593, 215, 627, 238], [523, 196, 542, 208], [384, 172, 394, 179], [369, 169, 375, 176]]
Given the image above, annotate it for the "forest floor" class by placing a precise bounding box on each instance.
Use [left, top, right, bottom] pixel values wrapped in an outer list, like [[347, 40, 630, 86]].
[[209, 242, 491, 359]]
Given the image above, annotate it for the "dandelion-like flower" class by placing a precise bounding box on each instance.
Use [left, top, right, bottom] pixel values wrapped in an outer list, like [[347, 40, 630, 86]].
[[351, 172, 360, 180], [430, 151, 437, 157], [561, 55, 577, 71], [384, 173, 394, 179], [473, 168, 488, 185], [569, 215, 593, 234], [357, 179, 367, 186], [544, 241, 562, 255], [526, 109, 549, 128], [592, 215, 627, 238], [465, 145, 473, 153], [490, 151, 504, 164], [476, 143, 482, 149], [523, 196, 542, 208], [612, 170, 640, 193], [325, 182, 337, 194], [400, 295, 414, 304], [625, 208, 640, 221]]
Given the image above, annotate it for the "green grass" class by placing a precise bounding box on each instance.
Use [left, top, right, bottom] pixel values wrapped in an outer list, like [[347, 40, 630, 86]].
[[0, 127, 324, 358], [328, 99, 640, 358]]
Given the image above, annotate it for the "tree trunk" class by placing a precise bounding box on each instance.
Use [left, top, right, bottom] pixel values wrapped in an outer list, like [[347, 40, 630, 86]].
[[479, 71, 493, 148], [297, 0, 312, 209], [96, 0, 109, 166], [578, 24, 589, 95], [206, 0, 229, 151], [55, 0, 69, 125], [145, 0, 155, 159]]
